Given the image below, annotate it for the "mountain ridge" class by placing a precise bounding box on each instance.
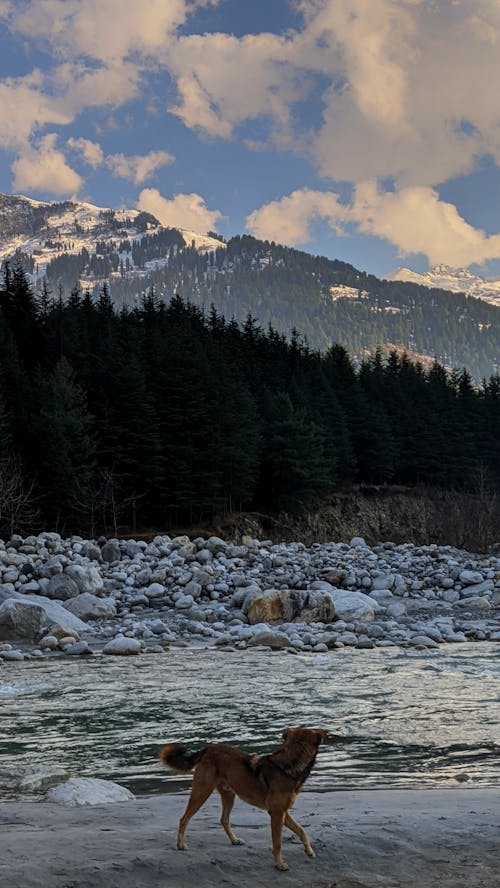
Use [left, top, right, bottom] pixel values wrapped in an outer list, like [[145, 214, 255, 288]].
[[1, 192, 500, 381], [388, 264, 500, 304]]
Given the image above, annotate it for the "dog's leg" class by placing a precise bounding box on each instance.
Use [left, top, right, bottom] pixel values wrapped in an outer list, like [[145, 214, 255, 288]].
[[269, 808, 288, 871], [177, 768, 214, 851], [284, 812, 315, 858], [218, 788, 245, 846]]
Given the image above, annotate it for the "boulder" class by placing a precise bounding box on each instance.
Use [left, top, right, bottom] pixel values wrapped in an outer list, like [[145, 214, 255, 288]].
[[101, 540, 121, 563], [410, 635, 440, 648], [65, 565, 104, 596], [64, 593, 116, 621], [102, 635, 142, 655], [455, 596, 491, 610], [46, 574, 80, 601], [327, 589, 381, 623], [247, 589, 307, 624], [15, 594, 87, 632], [300, 590, 335, 623], [47, 777, 135, 806], [247, 588, 335, 625], [458, 570, 484, 586], [0, 764, 69, 794], [247, 630, 291, 650], [0, 599, 45, 642]]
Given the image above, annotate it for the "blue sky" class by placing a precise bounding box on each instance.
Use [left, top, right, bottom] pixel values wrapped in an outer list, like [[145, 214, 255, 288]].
[[1, 0, 500, 278]]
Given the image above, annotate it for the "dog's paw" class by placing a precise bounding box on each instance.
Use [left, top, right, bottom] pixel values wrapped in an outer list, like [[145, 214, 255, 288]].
[[275, 860, 289, 871], [177, 842, 187, 851], [231, 837, 245, 846], [305, 847, 316, 858]]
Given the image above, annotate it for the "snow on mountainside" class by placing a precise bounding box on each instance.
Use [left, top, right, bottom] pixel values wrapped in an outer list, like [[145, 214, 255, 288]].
[[387, 264, 500, 305], [0, 193, 224, 295]]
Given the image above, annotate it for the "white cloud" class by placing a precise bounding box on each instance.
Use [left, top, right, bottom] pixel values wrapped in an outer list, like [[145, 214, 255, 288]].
[[3, 0, 500, 270], [12, 133, 82, 196], [167, 32, 298, 140], [106, 150, 174, 185], [67, 136, 103, 168], [247, 183, 500, 267], [10, 0, 195, 63], [137, 188, 224, 233], [0, 72, 72, 151], [246, 188, 348, 245]]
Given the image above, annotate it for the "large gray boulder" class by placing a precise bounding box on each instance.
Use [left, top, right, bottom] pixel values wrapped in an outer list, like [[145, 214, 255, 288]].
[[46, 574, 80, 601], [65, 564, 104, 596], [10, 593, 88, 632], [247, 629, 291, 649], [0, 599, 45, 642], [101, 540, 121, 563], [64, 593, 116, 621], [102, 635, 142, 655], [47, 777, 135, 806], [327, 589, 381, 623]]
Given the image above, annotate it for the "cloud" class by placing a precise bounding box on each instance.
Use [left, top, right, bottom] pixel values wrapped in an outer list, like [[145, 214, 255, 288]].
[[3, 0, 500, 270], [137, 188, 224, 233], [246, 183, 500, 267], [0, 72, 72, 151], [9, 0, 195, 63], [246, 188, 348, 245], [167, 31, 298, 141], [67, 136, 104, 168], [106, 150, 174, 185], [12, 133, 82, 196], [65, 140, 175, 185]]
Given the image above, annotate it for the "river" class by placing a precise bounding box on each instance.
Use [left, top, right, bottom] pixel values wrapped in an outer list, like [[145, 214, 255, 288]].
[[1, 643, 499, 796]]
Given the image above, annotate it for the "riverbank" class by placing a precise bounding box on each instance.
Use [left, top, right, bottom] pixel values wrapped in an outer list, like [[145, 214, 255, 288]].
[[1, 532, 500, 663], [0, 787, 498, 888]]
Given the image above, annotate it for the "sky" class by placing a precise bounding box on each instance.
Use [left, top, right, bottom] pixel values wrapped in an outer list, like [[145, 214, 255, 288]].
[[2, 0, 500, 278]]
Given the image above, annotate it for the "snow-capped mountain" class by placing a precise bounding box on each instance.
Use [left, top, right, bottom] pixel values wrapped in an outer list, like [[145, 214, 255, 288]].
[[0, 193, 224, 301], [387, 264, 500, 305], [2, 193, 500, 382]]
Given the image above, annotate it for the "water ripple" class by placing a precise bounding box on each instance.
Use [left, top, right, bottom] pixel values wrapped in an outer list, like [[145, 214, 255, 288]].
[[0, 643, 499, 796]]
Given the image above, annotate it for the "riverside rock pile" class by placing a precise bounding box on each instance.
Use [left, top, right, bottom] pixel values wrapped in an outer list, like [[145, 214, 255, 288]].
[[0, 532, 499, 661]]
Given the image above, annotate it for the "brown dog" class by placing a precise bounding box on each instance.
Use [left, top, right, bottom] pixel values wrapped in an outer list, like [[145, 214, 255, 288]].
[[160, 727, 325, 871]]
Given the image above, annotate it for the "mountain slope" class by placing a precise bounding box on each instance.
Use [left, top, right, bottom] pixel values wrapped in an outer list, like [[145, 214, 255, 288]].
[[1, 193, 500, 380]]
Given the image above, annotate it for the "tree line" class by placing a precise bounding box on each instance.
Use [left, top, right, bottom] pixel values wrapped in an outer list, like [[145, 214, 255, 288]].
[[1, 263, 500, 537]]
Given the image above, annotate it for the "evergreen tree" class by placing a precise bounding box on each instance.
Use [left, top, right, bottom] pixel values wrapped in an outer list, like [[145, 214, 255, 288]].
[[32, 358, 96, 532]]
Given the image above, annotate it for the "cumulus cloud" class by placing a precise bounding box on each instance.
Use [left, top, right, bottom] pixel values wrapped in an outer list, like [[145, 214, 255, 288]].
[[167, 31, 298, 141], [246, 184, 500, 267], [246, 188, 348, 245], [137, 188, 224, 233], [12, 133, 82, 196], [3, 0, 500, 269], [10, 0, 195, 63], [67, 136, 104, 168], [0, 72, 72, 151], [106, 150, 174, 185]]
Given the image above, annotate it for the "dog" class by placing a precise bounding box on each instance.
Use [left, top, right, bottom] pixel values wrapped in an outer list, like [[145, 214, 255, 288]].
[[160, 726, 325, 871]]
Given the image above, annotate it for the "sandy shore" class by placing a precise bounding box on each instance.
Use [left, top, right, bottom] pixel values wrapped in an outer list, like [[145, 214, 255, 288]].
[[0, 788, 498, 888]]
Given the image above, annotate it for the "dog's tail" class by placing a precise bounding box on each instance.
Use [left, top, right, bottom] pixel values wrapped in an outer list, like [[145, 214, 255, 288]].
[[160, 743, 202, 773]]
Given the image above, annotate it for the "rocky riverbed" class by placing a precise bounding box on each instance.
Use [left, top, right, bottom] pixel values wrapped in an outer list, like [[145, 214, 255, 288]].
[[0, 531, 499, 660]]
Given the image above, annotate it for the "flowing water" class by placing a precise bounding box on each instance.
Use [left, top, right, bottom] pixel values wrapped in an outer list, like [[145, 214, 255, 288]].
[[0, 644, 499, 797]]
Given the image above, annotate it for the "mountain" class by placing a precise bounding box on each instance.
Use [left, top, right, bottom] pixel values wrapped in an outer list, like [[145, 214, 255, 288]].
[[1, 193, 500, 381], [388, 264, 500, 305]]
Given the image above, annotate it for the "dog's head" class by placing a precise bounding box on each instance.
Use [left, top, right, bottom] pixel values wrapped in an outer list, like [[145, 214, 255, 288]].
[[282, 727, 326, 748]]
